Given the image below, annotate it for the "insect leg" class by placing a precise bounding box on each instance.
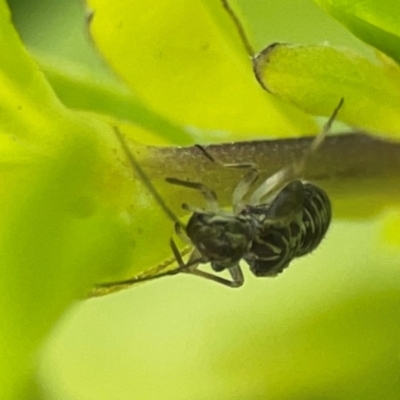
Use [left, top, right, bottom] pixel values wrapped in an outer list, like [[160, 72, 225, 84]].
[[171, 240, 244, 288], [231, 168, 259, 214], [296, 97, 345, 175], [249, 98, 344, 206], [309, 97, 344, 155], [188, 268, 244, 288], [227, 265, 245, 287], [195, 144, 255, 169], [166, 177, 220, 213], [174, 221, 191, 244], [181, 202, 208, 214], [195, 145, 260, 213]]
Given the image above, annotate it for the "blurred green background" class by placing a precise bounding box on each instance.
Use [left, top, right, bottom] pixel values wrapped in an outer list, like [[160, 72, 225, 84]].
[[6, 0, 400, 399]]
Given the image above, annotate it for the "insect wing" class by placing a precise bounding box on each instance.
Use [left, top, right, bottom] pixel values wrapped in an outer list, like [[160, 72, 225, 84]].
[[263, 180, 305, 226]]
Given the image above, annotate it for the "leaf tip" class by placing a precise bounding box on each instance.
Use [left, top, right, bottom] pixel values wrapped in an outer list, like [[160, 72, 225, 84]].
[[253, 42, 286, 93]]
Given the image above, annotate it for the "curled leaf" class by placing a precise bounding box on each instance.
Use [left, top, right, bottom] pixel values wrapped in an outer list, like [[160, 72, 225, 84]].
[[254, 43, 400, 138]]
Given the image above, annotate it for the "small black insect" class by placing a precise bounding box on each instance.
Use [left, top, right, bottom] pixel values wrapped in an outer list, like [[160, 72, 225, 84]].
[[93, 99, 342, 294], [173, 99, 341, 286], [91, 0, 342, 294]]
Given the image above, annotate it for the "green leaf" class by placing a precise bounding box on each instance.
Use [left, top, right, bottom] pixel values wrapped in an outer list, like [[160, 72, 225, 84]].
[[0, 5, 210, 387], [36, 55, 194, 145], [315, 0, 400, 64], [253, 43, 400, 138], [0, 1, 135, 396], [86, 0, 318, 140], [3, 1, 397, 398]]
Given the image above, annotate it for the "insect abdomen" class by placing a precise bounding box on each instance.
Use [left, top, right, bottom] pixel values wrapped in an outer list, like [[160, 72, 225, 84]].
[[296, 183, 332, 257], [244, 219, 302, 277]]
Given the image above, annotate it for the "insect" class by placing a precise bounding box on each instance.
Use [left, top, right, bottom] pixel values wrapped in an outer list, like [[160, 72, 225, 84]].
[[91, 0, 342, 295], [164, 99, 340, 285], [93, 98, 342, 294], [106, 128, 260, 289]]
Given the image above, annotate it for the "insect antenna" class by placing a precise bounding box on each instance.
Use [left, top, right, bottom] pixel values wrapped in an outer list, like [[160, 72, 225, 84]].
[[91, 127, 196, 291], [113, 127, 183, 229]]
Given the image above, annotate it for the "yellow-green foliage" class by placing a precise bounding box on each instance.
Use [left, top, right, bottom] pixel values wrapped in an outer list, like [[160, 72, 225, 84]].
[[1, 0, 399, 399]]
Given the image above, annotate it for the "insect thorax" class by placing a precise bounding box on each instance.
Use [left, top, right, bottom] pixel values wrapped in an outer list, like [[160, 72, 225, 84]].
[[185, 212, 255, 272]]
